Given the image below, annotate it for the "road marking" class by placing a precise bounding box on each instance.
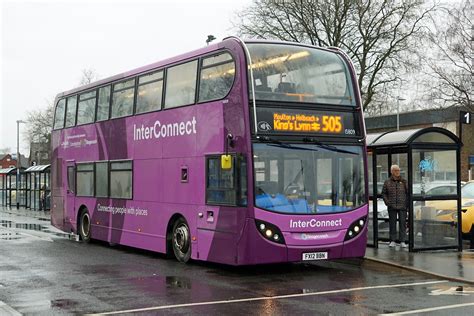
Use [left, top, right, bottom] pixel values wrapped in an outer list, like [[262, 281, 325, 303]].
[[379, 302, 474, 315], [88, 280, 447, 315], [430, 286, 474, 296], [0, 301, 22, 316]]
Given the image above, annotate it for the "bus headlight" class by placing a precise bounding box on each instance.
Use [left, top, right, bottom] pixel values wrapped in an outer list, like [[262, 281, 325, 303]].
[[255, 220, 285, 244], [344, 216, 367, 241]]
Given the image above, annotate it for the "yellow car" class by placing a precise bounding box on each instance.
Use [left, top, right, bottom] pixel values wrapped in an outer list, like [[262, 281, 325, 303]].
[[432, 181, 474, 238]]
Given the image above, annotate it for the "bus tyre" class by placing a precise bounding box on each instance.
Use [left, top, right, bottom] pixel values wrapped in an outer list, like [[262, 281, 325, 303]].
[[79, 209, 92, 243], [172, 218, 191, 263]]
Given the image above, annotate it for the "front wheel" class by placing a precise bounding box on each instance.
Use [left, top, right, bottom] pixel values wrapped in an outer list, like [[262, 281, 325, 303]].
[[172, 218, 191, 263], [79, 209, 92, 243]]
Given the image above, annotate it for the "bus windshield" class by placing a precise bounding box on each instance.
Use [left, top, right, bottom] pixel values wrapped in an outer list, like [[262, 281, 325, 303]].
[[253, 143, 365, 214], [247, 43, 355, 106]]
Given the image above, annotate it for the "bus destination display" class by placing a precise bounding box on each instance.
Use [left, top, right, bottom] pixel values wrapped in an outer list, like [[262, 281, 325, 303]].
[[255, 107, 358, 136]]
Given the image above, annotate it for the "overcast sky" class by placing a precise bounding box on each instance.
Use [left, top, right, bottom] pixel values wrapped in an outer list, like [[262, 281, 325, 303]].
[[0, 0, 251, 155]]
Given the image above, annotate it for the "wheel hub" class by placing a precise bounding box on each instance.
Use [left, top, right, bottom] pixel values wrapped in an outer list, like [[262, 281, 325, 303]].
[[174, 224, 189, 252], [82, 213, 90, 237]]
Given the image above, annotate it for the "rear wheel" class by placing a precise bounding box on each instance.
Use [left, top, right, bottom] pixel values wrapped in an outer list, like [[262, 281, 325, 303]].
[[172, 217, 191, 263], [79, 209, 92, 243]]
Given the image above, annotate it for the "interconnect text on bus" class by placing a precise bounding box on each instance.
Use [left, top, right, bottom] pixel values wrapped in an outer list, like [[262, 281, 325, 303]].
[[133, 117, 197, 141]]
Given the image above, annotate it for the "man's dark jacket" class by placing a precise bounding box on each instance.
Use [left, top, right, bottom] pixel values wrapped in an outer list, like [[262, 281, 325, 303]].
[[382, 176, 408, 211]]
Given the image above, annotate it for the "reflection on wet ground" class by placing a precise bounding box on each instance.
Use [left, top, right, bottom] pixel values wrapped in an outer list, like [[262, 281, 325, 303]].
[[0, 219, 70, 239], [0, 231, 22, 240], [50, 299, 79, 309]]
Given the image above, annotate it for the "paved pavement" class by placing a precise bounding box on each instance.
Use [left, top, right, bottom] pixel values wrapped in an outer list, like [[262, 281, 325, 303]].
[[365, 246, 474, 284], [2, 206, 474, 285]]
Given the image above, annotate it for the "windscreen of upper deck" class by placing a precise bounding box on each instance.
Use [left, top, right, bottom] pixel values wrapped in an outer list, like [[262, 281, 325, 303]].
[[247, 43, 355, 106]]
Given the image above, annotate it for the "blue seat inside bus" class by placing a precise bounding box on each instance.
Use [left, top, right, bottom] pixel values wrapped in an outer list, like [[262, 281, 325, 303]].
[[256, 193, 310, 213]]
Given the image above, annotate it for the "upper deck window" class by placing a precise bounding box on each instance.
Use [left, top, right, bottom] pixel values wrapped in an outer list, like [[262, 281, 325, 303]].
[[247, 43, 355, 106], [65, 96, 78, 128], [77, 90, 97, 125], [165, 60, 198, 109], [96, 86, 111, 121], [111, 79, 135, 118], [199, 52, 235, 102], [53, 99, 66, 130], [136, 70, 163, 114]]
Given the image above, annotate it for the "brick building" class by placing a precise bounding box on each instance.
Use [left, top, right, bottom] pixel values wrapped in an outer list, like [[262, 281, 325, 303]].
[[0, 153, 29, 169], [365, 107, 474, 181], [0, 154, 16, 169]]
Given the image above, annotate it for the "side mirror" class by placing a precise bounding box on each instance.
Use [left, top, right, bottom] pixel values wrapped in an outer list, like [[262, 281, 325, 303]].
[[221, 155, 232, 170]]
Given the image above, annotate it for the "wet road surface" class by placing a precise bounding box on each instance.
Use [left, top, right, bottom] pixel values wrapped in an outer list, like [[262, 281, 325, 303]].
[[1, 212, 474, 315]]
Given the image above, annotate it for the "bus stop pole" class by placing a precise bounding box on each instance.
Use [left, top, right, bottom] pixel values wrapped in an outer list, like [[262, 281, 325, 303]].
[[16, 120, 25, 209]]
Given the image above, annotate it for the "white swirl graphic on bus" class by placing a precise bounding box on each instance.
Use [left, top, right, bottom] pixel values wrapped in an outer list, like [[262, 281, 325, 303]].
[[133, 117, 197, 141]]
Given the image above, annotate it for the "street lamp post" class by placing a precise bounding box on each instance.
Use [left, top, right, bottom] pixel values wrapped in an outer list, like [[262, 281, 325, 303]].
[[396, 97, 406, 131], [16, 119, 26, 209]]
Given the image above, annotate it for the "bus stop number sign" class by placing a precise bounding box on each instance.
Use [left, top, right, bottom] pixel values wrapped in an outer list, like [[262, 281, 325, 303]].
[[461, 111, 472, 124]]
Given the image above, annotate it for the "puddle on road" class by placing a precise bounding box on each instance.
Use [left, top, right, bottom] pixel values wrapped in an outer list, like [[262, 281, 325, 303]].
[[128, 275, 193, 294], [0, 220, 70, 239]]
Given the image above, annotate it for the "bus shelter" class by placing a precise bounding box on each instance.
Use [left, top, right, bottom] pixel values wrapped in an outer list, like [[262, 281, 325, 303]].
[[25, 164, 51, 211], [366, 127, 462, 252], [0, 167, 26, 208]]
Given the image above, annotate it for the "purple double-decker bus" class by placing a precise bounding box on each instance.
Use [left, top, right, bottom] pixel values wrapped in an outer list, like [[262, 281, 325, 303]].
[[51, 38, 368, 265]]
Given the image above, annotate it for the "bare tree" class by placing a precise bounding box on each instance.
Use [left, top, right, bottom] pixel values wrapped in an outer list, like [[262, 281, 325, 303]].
[[423, 0, 472, 111], [24, 101, 54, 145], [23, 69, 101, 159], [79, 68, 99, 86], [234, 0, 436, 113]]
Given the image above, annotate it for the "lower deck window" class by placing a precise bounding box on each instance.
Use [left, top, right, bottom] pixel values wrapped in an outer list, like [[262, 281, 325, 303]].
[[76, 163, 94, 196], [95, 162, 109, 197], [206, 156, 247, 206], [110, 161, 132, 199]]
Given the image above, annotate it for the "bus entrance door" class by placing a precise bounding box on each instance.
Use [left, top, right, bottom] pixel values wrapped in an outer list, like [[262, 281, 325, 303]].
[[65, 160, 76, 230]]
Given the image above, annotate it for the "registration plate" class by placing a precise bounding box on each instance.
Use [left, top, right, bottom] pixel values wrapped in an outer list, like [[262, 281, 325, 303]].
[[302, 252, 328, 261]]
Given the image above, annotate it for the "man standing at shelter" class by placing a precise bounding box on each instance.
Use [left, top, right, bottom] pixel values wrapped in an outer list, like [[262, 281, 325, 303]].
[[382, 164, 408, 248]]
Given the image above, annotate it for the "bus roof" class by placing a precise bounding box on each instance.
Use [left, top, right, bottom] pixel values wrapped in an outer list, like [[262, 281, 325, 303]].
[[55, 37, 241, 100], [54, 38, 344, 101]]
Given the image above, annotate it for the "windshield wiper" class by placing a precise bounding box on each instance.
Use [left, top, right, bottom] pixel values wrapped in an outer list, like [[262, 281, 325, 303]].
[[256, 136, 294, 148], [302, 137, 358, 155]]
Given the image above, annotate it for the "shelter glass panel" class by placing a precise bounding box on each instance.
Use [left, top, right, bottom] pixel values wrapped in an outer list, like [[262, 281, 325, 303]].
[[413, 200, 459, 249], [368, 199, 374, 244], [412, 150, 457, 196], [376, 154, 389, 195]]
